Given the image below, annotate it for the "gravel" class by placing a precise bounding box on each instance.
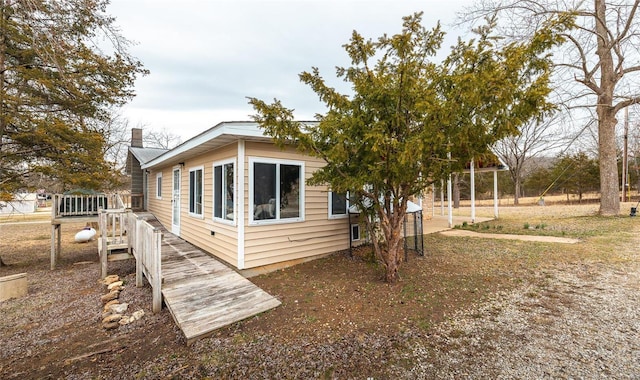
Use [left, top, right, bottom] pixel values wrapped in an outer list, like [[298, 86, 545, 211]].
[[402, 262, 640, 379]]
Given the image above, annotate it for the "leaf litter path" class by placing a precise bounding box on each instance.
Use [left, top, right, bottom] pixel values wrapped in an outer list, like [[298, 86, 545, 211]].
[[439, 229, 580, 244]]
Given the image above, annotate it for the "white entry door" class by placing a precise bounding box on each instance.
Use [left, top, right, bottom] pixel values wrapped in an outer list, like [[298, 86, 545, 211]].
[[172, 167, 181, 235]]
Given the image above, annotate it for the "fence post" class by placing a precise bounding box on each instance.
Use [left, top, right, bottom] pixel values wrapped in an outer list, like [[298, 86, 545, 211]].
[[152, 228, 163, 313], [135, 216, 143, 288]]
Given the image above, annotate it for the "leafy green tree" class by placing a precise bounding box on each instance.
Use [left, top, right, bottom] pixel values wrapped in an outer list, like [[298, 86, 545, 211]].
[[523, 165, 553, 197], [550, 152, 600, 202], [249, 13, 567, 283], [0, 0, 146, 197]]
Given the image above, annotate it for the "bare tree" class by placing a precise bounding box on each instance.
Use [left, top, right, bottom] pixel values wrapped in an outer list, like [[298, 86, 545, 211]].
[[144, 127, 182, 150], [493, 113, 568, 204], [461, 0, 640, 215]]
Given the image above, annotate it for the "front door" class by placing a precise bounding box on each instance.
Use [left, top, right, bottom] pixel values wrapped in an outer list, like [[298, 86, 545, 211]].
[[172, 167, 181, 235]]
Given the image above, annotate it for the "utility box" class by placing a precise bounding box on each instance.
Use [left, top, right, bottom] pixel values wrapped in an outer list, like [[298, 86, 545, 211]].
[[0, 273, 27, 302]]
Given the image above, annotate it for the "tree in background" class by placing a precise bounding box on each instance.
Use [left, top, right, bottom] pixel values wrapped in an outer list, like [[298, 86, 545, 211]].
[[493, 114, 567, 204], [250, 13, 568, 283], [100, 116, 181, 191], [550, 152, 600, 202], [462, 0, 640, 215], [0, 0, 146, 196]]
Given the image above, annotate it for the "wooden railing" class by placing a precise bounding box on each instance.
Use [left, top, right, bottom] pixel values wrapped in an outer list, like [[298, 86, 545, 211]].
[[98, 209, 131, 276], [52, 193, 109, 218], [98, 209, 163, 313], [128, 212, 163, 313], [52, 192, 137, 219]]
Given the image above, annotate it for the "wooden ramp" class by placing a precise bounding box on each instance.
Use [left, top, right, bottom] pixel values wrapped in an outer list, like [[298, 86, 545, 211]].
[[143, 216, 281, 345]]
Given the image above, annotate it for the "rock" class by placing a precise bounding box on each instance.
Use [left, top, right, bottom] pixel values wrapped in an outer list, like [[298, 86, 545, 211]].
[[100, 290, 120, 304], [102, 314, 123, 324], [102, 321, 120, 330], [119, 309, 145, 326], [102, 275, 120, 285], [108, 302, 129, 314], [103, 299, 119, 312], [108, 285, 124, 292], [131, 309, 145, 321], [107, 281, 123, 290], [119, 316, 131, 325]]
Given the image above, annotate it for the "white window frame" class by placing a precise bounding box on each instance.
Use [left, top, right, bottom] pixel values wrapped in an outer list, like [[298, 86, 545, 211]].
[[249, 157, 305, 225], [188, 165, 204, 218], [212, 159, 236, 225], [155, 172, 163, 199], [328, 191, 349, 219]]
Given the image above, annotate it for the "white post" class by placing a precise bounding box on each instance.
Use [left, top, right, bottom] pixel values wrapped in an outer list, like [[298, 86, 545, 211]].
[[440, 179, 445, 216], [493, 170, 499, 218], [470, 158, 476, 224], [447, 174, 453, 228]]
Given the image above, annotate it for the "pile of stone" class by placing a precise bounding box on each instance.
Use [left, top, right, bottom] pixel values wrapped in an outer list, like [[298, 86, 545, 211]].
[[100, 274, 145, 330]]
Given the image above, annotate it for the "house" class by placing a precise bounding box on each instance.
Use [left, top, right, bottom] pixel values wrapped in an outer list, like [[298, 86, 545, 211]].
[[0, 192, 38, 214], [126, 128, 169, 210], [132, 121, 370, 273]]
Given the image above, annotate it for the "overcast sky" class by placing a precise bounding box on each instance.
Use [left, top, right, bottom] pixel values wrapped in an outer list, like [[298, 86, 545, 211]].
[[108, 0, 475, 142]]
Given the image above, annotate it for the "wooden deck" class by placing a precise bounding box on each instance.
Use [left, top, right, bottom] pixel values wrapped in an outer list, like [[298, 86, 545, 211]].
[[142, 215, 281, 345]]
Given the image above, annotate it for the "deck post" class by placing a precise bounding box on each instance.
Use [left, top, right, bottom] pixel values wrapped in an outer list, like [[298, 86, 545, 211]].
[[151, 228, 163, 313], [50, 224, 56, 270], [56, 225, 61, 262], [99, 210, 108, 279]]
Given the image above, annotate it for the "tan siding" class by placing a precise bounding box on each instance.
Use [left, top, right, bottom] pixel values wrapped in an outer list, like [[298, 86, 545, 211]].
[[146, 143, 239, 267], [243, 142, 350, 269], [147, 167, 172, 229]]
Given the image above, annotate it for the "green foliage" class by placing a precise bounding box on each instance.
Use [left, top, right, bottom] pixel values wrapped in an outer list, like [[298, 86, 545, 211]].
[[0, 0, 147, 194], [549, 152, 600, 201], [249, 12, 567, 282]]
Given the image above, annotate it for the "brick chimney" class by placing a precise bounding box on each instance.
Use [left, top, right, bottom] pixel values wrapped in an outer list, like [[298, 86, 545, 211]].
[[131, 128, 143, 148]]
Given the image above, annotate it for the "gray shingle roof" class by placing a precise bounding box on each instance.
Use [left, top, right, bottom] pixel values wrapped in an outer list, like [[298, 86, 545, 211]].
[[129, 146, 169, 164]]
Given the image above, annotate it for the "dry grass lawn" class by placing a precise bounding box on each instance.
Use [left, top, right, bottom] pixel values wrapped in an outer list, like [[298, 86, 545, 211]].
[[1, 201, 639, 378]]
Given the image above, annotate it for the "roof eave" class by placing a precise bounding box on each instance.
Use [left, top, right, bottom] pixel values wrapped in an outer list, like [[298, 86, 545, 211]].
[[141, 122, 269, 170]]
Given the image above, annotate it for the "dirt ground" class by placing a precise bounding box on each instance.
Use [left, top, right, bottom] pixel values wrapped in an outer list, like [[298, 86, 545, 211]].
[[1, 204, 639, 378]]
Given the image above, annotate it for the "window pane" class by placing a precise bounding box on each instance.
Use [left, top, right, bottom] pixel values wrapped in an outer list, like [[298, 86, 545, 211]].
[[331, 192, 347, 215], [157, 176, 162, 197], [189, 171, 195, 213], [196, 170, 202, 215], [280, 164, 300, 218], [224, 163, 234, 220], [190, 169, 203, 215], [253, 163, 276, 220], [214, 166, 222, 218]]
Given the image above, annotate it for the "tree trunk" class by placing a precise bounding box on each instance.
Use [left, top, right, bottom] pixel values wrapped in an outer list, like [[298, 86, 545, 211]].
[[514, 177, 521, 205], [595, 0, 620, 216], [375, 203, 407, 283]]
